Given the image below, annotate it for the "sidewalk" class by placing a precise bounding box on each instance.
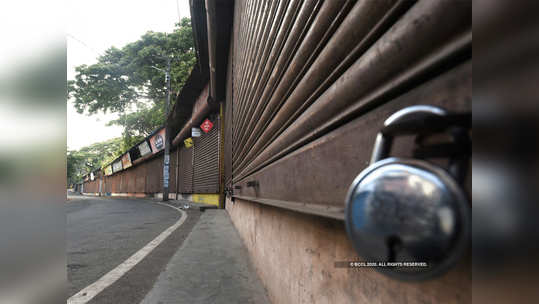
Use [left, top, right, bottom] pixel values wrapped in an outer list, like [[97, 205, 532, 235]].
[[141, 208, 271, 304]]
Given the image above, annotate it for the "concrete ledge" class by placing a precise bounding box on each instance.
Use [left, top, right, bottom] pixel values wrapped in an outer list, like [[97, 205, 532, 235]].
[[166, 199, 218, 212]]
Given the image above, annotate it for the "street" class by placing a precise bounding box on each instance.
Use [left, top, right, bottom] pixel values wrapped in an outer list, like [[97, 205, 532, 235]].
[[66, 196, 269, 304], [67, 196, 200, 303]]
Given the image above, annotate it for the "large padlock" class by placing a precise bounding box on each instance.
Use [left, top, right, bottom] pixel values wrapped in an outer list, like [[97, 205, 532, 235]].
[[345, 105, 470, 281]]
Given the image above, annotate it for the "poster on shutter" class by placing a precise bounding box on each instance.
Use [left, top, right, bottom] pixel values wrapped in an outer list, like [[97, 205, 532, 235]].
[[104, 165, 113, 176], [150, 128, 166, 153], [192, 127, 201, 137], [112, 160, 123, 173], [163, 166, 169, 179], [163, 164, 169, 188], [184, 137, 193, 148], [121, 153, 132, 169], [200, 118, 213, 133], [138, 140, 152, 156]]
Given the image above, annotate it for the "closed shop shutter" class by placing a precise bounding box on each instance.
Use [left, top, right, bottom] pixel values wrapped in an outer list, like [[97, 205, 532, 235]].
[[227, 0, 471, 219], [104, 176, 112, 193], [84, 180, 98, 193], [179, 145, 193, 193], [111, 174, 120, 193], [135, 162, 146, 193], [127, 168, 136, 193], [120, 171, 128, 193], [145, 155, 163, 193], [170, 148, 178, 194], [193, 115, 220, 193]]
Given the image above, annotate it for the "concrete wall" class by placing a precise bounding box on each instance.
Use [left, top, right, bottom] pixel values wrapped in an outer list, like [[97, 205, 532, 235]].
[[226, 198, 470, 304]]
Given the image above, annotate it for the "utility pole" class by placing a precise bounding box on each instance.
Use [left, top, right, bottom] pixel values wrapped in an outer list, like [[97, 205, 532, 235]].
[[163, 56, 171, 201]]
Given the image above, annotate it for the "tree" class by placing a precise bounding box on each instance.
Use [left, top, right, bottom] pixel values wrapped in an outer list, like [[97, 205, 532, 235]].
[[68, 18, 196, 142], [67, 137, 124, 185]]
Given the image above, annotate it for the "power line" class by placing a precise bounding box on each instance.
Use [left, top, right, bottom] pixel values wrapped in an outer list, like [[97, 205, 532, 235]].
[[67, 33, 103, 57], [176, 0, 182, 22]]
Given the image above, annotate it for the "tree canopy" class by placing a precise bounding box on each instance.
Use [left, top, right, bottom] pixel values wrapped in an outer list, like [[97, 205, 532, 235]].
[[68, 18, 196, 142], [67, 137, 124, 185]]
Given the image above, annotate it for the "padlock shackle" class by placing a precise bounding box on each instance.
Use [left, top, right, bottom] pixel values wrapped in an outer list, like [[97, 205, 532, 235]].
[[370, 105, 448, 164]]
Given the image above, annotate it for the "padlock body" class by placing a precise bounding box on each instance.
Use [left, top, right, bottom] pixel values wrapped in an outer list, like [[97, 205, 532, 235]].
[[345, 157, 469, 280]]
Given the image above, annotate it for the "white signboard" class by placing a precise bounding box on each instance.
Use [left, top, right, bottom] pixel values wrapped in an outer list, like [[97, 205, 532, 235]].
[[164, 154, 170, 165], [163, 165, 169, 188], [138, 141, 152, 156], [112, 160, 123, 173], [192, 127, 201, 137]]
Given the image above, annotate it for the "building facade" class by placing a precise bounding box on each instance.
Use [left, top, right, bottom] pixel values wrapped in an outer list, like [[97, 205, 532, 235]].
[[82, 0, 472, 302]]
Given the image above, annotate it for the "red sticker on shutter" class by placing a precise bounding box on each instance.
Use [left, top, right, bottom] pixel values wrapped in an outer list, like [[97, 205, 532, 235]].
[[200, 118, 214, 133]]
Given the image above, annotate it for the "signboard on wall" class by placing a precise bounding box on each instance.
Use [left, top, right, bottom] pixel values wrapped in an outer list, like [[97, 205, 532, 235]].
[[192, 127, 201, 137], [184, 137, 193, 148], [104, 165, 113, 176], [150, 128, 166, 153], [121, 153, 132, 169], [112, 160, 123, 173], [138, 141, 151, 157], [200, 118, 214, 133]]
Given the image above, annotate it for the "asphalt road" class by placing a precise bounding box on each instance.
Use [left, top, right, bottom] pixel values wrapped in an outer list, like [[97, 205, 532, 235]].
[[67, 196, 200, 303]]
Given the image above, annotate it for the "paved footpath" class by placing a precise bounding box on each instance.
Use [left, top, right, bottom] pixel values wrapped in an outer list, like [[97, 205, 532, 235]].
[[141, 209, 270, 304]]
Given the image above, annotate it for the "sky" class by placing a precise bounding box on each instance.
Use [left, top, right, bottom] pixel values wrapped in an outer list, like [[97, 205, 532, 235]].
[[67, 0, 191, 150]]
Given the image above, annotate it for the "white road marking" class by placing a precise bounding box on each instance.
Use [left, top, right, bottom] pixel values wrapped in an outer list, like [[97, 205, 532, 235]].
[[67, 202, 187, 304]]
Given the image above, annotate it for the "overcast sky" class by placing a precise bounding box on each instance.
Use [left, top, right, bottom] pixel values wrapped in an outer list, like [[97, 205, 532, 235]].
[[67, 0, 191, 150]]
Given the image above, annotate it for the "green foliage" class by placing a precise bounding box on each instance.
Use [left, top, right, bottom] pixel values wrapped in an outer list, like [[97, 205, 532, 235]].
[[68, 18, 196, 146], [67, 137, 124, 184]]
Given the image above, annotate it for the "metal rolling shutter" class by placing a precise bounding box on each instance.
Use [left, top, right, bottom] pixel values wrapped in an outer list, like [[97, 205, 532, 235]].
[[135, 162, 146, 193], [224, 31, 234, 186], [179, 146, 193, 193], [111, 174, 120, 193], [193, 115, 220, 193], [145, 155, 162, 193], [227, 0, 471, 218], [170, 148, 178, 194], [104, 176, 112, 193], [126, 168, 136, 193], [120, 171, 128, 193]]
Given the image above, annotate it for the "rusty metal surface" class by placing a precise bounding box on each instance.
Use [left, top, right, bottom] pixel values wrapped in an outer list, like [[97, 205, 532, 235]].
[[145, 154, 163, 193], [234, 0, 471, 181], [82, 180, 99, 193], [119, 171, 127, 193], [233, 0, 270, 135], [232, 62, 471, 217], [205, 0, 234, 101], [233, 0, 297, 142], [233, 0, 320, 157], [234, 0, 272, 110], [110, 174, 120, 193], [179, 145, 193, 193], [135, 162, 146, 193], [171, 83, 217, 147], [170, 148, 178, 194], [233, 0, 324, 150], [127, 167, 136, 193], [232, 0, 355, 168], [234, 195, 345, 221], [193, 115, 220, 193], [104, 176, 112, 193], [206, 0, 218, 99]]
